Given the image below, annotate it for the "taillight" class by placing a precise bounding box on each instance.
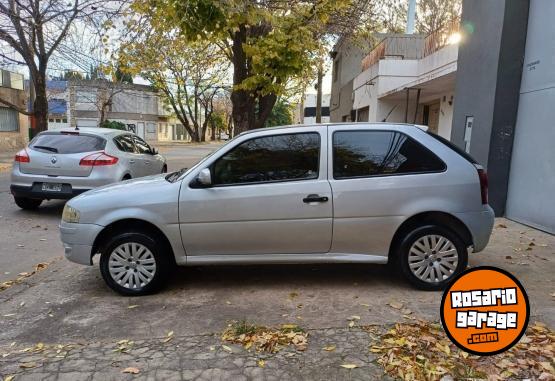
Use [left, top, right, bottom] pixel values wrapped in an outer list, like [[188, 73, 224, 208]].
[[79, 152, 118, 166], [15, 149, 30, 163], [475, 165, 488, 205]]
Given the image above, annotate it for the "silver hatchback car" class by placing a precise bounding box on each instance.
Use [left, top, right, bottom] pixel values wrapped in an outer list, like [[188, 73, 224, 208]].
[[60, 123, 494, 295], [11, 128, 166, 209]]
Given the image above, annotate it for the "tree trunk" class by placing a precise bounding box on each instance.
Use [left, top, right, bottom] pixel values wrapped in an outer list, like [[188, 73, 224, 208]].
[[32, 75, 48, 135]]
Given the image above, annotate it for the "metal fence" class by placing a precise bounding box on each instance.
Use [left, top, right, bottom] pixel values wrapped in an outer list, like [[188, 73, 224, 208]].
[[423, 19, 461, 57]]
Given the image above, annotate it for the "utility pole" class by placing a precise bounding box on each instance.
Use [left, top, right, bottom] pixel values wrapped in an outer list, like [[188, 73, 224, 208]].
[[406, 0, 416, 34], [315, 62, 323, 123]]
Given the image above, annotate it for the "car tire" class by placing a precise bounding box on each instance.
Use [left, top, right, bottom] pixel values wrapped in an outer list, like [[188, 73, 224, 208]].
[[14, 196, 42, 210], [99, 231, 171, 296], [398, 225, 468, 291]]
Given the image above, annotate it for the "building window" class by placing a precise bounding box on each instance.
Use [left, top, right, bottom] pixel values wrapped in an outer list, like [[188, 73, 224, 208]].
[[0, 107, 19, 132], [62, 118, 67, 123], [304, 106, 330, 118]]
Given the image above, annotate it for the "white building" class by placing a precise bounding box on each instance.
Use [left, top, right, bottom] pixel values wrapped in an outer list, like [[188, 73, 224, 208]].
[[333, 24, 460, 140], [294, 93, 331, 124]]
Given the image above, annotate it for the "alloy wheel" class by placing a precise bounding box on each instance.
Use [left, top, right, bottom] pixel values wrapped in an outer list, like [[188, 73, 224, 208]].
[[408, 234, 458, 283], [108, 242, 157, 289]]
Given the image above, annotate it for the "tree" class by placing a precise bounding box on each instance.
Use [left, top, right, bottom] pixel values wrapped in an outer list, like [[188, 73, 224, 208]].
[[264, 98, 293, 128], [121, 31, 229, 142], [137, 0, 360, 134], [0, 0, 126, 135]]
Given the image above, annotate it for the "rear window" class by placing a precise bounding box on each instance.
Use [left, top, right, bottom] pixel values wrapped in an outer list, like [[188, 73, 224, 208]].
[[427, 132, 478, 164], [30, 133, 106, 154], [333, 130, 446, 179]]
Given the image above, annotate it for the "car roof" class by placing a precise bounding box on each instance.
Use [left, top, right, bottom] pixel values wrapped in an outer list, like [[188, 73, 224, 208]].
[[40, 127, 131, 137], [238, 122, 429, 136]]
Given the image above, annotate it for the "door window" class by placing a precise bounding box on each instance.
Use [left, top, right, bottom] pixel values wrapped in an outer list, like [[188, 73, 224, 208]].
[[114, 135, 137, 153], [213, 132, 320, 185], [333, 130, 445, 179], [132, 135, 151, 154]]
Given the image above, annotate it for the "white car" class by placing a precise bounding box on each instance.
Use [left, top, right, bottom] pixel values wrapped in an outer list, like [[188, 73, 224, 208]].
[[10, 128, 167, 209], [60, 123, 494, 295]]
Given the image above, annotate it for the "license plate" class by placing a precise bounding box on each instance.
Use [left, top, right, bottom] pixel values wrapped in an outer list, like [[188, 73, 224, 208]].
[[41, 183, 62, 192]]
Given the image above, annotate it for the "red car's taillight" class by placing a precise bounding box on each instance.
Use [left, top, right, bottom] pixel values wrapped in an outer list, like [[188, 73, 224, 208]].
[[79, 152, 119, 166], [15, 149, 30, 163], [475, 165, 488, 205]]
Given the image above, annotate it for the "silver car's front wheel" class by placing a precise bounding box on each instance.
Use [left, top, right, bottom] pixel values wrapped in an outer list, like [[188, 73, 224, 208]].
[[99, 231, 171, 295], [108, 243, 157, 289], [399, 225, 467, 290], [408, 235, 458, 283]]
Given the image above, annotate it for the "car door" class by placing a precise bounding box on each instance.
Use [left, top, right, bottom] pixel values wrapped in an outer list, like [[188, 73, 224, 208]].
[[114, 134, 142, 178], [327, 125, 447, 257], [132, 135, 156, 176], [179, 128, 332, 256]]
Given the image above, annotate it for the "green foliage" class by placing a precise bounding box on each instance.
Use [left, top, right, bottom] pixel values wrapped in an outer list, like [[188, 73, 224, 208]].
[[100, 120, 127, 130], [264, 98, 293, 128]]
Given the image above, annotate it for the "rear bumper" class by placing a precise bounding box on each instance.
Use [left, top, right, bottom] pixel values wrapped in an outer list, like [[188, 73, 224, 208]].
[[11, 184, 90, 200], [455, 206, 495, 253]]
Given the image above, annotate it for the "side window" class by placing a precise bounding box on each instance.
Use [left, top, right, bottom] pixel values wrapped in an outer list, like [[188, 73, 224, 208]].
[[213, 132, 320, 185], [133, 135, 151, 154], [114, 135, 136, 153], [333, 131, 445, 179]]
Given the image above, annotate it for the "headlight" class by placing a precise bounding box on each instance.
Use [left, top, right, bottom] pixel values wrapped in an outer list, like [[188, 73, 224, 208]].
[[62, 205, 80, 223]]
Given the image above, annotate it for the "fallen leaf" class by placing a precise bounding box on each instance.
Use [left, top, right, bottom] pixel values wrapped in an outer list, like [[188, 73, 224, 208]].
[[340, 364, 358, 369], [323, 345, 336, 352], [505, 255, 513, 259], [388, 302, 403, 310], [349, 315, 361, 320], [19, 362, 38, 369], [288, 292, 299, 299], [4, 376, 15, 381], [122, 367, 140, 374], [127, 305, 139, 309], [496, 223, 508, 228], [258, 359, 265, 368], [226, 301, 232, 305], [348, 321, 355, 328], [222, 345, 233, 353]]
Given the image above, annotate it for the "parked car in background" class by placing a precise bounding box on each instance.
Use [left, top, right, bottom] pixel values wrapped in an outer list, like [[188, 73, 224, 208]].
[[59, 123, 494, 295], [11, 128, 166, 209]]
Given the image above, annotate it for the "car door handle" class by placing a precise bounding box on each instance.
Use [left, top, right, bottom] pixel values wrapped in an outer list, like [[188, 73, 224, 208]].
[[303, 194, 329, 203], [129, 160, 135, 164], [144, 161, 151, 165]]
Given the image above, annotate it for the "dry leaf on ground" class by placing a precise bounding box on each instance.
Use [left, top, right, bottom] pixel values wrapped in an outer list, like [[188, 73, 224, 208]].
[[122, 367, 140, 374]]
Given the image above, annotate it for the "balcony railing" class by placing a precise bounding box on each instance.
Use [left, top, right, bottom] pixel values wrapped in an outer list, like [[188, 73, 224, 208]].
[[423, 18, 461, 57], [361, 40, 386, 71]]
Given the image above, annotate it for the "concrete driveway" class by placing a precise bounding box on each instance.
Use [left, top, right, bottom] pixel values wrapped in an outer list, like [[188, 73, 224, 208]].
[[0, 142, 553, 380]]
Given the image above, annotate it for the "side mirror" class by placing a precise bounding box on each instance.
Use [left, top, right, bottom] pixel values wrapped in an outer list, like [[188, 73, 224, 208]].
[[197, 168, 212, 186], [150, 147, 158, 155]]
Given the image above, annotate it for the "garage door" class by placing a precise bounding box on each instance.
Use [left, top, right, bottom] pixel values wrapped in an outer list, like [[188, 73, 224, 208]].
[[76, 119, 98, 128], [505, 0, 555, 233]]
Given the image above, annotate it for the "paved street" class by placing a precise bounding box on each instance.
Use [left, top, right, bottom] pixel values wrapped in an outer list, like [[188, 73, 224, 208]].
[[0, 142, 222, 283], [0, 142, 554, 380]]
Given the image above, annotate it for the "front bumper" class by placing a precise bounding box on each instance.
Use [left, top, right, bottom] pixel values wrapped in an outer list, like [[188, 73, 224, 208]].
[[11, 184, 90, 200], [60, 222, 104, 265]]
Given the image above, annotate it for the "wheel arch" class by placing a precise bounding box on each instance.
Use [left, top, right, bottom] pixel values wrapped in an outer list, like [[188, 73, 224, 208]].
[[92, 218, 176, 265], [388, 211, 473, 262]]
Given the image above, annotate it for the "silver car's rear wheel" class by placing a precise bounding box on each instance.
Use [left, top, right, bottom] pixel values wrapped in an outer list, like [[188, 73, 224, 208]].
[[408, 234, 458, 283], [398, 225, 467, 290], [108, 243, 157, 289]]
